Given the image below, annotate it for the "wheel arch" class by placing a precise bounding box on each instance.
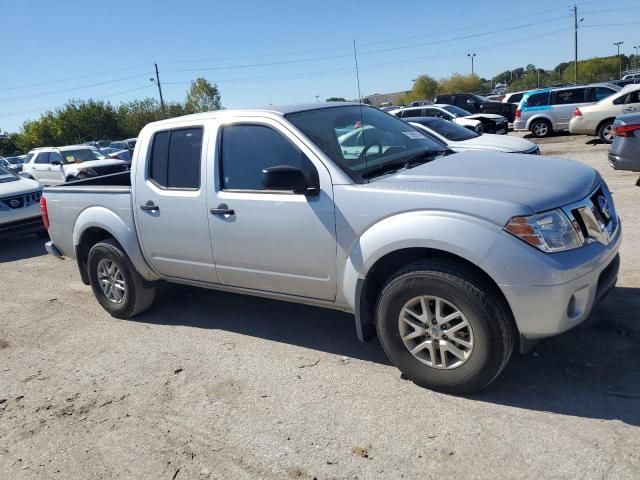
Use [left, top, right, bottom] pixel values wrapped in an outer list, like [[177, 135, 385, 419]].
[[340, 211, 518, 343], [73, 207, 159, 285], [526, 114, 553, 130], [596, 117, 615, 133]]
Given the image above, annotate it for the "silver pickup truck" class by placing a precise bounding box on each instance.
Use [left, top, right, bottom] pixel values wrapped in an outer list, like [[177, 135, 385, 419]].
[[42, 103, 621, 393]]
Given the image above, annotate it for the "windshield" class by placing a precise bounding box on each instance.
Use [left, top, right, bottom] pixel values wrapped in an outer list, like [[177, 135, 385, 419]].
[[416, 118, 478, 141], [61, 148, 108, 164], [441, 105, 471, 117], [286, 105, 447, 180], [0, 165, 18, 183]]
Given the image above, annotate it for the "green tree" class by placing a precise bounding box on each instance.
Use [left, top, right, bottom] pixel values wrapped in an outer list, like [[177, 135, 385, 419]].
[[117, 98, 163, 138], [437, 74, 482, 94], [184, 78, 221, 113], [0, 132, 21, 156], [398, 74, 439, 104], [326, 97, 347, 102]]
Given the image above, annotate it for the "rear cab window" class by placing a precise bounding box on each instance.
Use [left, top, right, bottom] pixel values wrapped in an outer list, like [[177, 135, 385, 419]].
[[148, 127, 203, 189]]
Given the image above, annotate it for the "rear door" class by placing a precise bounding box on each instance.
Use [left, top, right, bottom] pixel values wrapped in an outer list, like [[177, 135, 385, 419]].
[[133, 123, 219, 283], [29, 152, 50, 183], [207, 117, 337, 300], [552, 88, 588, 129]]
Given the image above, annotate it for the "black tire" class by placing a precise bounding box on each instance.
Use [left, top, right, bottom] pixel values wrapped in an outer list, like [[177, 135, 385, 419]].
[[597, 120, 614, 144], [375, 259, 516, 394], [65, 176, 76, 183], [87, 238, 156, 318], [530, 119, 553, 138]]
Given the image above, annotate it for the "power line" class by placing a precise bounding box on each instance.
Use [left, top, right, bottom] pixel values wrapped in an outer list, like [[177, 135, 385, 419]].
[[0, 85, 153, 119], [0, 65, 146, 92], [0, 74, 151, 104]]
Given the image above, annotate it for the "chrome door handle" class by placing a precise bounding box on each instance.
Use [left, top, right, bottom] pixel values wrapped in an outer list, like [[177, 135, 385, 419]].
[[210, 204, 235, 216], [140, 202, 159, 211]]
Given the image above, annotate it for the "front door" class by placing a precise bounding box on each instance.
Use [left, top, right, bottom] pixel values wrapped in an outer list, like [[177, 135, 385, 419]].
[[208, 119, 337, 301], [133, 124, 219, 283]]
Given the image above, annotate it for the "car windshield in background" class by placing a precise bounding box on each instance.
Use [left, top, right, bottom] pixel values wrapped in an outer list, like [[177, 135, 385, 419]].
[[286, 105, 448, 179], [419, 118, 478, 141], [62, 149, 108, 164], [441, 105, 472, 117], [0, 165, 18, 183]]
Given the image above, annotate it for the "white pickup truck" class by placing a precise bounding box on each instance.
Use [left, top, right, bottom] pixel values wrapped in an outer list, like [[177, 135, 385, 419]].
[[41, 103, 621, 392]]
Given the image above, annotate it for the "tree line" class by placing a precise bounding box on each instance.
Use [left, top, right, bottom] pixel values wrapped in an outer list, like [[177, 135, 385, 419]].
[[0, 78, 221, 156]]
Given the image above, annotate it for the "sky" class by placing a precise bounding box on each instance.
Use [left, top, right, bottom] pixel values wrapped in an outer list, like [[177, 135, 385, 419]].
[[1, 0, 639, 132]]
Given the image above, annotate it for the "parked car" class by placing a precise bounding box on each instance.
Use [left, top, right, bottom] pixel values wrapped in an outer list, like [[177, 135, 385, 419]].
[[514, 83, 621, 137], [608, 112, 640, 172], [390, 104, 508, 134], [22, 145, 128, 185], [406, 117, 539, 154], [96, 140, 113, 149], [569, 85, 640, 143], [108, 149, 132, 165], [502, 90, 532, 105], [0, 157, 23, 173], [109, 138, 137, 151], [42, 103, 620, 393], [606, 79, 640, 88], [99, 147, 121, 156], [622, 73, 640, 81], [409, 100, 432, 107], [434, 93, 517, 122], [0, 164, 44, 239]]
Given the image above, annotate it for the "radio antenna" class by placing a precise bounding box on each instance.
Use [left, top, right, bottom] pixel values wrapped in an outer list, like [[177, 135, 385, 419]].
[[353, 39, 363, 103]]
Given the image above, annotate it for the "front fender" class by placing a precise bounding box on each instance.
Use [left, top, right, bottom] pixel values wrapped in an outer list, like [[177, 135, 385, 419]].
[[73, 206, 159, 281], [341, 211, 501, 326]]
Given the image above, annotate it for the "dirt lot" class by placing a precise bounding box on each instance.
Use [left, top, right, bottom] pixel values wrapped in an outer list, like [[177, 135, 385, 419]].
[[1, 133, 639, 479]]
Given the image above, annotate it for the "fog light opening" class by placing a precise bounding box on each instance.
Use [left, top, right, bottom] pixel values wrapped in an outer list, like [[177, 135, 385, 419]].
[[567, 295, 576, 317]]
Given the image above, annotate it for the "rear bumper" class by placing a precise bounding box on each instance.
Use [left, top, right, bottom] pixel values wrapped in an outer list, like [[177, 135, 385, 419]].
[[45, 241, 64, 259], [513, 119, 528, 131], [608, 152, 640, 171], [0, 215, 44, 239]]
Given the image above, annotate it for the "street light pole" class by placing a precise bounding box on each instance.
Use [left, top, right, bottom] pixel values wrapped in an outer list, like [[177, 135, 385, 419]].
[[467, 53, 476, 76], [614, 41, 624, 79], [634, 45, 639, 72]]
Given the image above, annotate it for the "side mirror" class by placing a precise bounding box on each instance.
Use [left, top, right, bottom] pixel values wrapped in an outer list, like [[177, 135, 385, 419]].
[[466, 99, 475, 104], [50, 158, 62, 165], [262, 165, 318, 195]]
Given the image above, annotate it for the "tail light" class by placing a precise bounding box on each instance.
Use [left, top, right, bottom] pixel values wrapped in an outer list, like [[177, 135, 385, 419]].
[[515, 109, 521, 119], [574, 108, 582, 117], [613, 124, 640, 137], [40, 194, 49, 230]]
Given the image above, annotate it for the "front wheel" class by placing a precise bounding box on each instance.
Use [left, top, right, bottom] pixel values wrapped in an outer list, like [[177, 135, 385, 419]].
[[375, 259, 515, 393], [87, 238, 156, 318]]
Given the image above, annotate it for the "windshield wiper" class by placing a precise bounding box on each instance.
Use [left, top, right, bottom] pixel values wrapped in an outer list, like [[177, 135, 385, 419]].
[[360, 149, 449, 179]]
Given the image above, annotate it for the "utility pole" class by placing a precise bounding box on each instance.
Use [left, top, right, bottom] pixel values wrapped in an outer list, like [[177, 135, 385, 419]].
[[153, 63, 166, 117], [634, 45, 639, 72], [315, 95, 320, 103], [614, 41, 624, 79], [537, 69, 540, 88], [572, 5, 584, 84], [467, 53, 476, 76]]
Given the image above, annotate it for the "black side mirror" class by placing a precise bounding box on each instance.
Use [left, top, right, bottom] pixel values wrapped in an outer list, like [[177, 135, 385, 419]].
[[262, 165, 318, 195], [50, 158, 62, 165]]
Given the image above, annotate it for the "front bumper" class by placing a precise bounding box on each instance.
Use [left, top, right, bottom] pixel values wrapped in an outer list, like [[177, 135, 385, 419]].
[[493, 222, 621, 339], [0, 215, 44, 239]]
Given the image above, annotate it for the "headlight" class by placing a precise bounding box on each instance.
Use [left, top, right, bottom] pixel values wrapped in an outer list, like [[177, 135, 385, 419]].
[[504, 209, 582, 252]]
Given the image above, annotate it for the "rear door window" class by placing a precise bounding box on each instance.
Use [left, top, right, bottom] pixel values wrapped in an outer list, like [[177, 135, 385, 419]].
[[34, 152, 50, 164], [553, 88, 586, 105], [149, 127, 202, 189]]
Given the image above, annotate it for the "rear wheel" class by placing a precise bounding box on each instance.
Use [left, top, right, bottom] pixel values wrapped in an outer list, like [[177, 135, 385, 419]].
[[375, 259, 515, 393], [597, 120, 614, 144], [87, 238, 156, 318], [530, 119, 552, 138]]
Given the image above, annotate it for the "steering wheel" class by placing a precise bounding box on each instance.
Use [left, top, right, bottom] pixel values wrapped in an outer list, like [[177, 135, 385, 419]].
[[358, 141, 383, 163]]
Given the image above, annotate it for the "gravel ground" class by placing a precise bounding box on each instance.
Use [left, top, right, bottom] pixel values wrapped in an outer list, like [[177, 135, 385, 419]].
[[1, 133, 639, 479]]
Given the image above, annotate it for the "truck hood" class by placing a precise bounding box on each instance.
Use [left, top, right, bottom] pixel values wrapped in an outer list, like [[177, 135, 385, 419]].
[[375, 150, 599, 213], [449, 134, 536, 153], [76, 159, 127, 169]]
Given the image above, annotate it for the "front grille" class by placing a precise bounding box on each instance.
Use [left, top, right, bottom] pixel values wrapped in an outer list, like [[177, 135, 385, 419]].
[[563, 183, 618, 247], [0, 190, 41, 210]]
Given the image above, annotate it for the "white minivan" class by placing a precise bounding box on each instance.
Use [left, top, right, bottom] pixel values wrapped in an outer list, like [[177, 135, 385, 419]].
[[22, 145, 128, 185]]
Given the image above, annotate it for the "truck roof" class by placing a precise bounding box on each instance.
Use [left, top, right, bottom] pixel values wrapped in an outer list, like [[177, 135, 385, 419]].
[[145, 102, 361, 127]]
